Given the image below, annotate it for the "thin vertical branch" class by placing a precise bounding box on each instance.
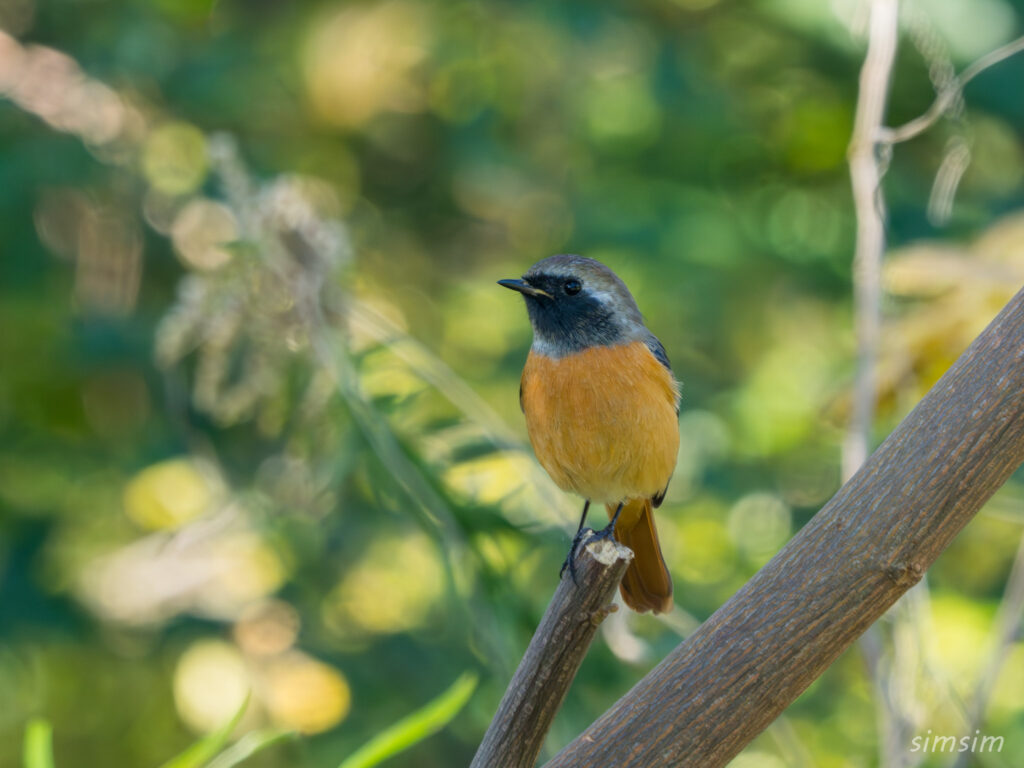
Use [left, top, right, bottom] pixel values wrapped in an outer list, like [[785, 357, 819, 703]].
[[843, 0, 899, 482]]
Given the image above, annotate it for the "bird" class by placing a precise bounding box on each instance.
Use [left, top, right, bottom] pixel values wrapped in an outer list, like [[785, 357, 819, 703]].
[[499, 254, 680, 614]]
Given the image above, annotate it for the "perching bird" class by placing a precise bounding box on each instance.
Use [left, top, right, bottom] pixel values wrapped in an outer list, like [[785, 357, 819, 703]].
[[499, 255, 680, 614]]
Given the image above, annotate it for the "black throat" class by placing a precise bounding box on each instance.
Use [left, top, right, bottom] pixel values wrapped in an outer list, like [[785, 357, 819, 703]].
[[521, 274, 624, 356]]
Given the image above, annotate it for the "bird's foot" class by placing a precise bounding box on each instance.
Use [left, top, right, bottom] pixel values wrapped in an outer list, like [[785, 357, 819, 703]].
[[588, 519, 620, 545], [560, 527, 594, 586], [560, 522, 622, 584]]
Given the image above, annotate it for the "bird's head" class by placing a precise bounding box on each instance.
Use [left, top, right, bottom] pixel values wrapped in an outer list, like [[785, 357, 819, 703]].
[[499, 254, 646, 357]]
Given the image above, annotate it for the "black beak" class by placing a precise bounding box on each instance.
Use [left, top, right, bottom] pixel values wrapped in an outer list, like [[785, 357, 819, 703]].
[[497, 278, 553, 299]]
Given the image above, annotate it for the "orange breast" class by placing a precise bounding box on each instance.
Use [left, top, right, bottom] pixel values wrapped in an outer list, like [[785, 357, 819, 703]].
[[520, 341, 680, 505]]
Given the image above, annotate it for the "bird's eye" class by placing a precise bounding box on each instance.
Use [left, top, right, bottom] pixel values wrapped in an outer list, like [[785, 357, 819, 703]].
[[564, 279, 582, 295]]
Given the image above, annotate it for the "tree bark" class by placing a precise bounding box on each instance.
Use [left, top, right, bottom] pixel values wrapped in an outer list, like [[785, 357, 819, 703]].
[[470, 534, 633, 768], [542, 287, 1024, 768]]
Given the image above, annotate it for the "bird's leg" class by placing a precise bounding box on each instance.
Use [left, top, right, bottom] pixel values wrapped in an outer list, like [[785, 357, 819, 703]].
[[591, 501, 625, 542], [560, 502, 624, 584], [572, 499, 591, 540], [560, 500, 591, 585]]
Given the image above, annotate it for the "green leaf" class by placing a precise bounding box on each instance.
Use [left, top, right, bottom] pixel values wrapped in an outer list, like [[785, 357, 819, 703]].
[[158, 694, 250, 768], [338, 672, 478, 768], [206, 729, 297, 768], [23, 719, 54, 768]]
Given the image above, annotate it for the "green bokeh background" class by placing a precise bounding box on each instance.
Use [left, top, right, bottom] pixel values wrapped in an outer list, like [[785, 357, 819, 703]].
[[2, 0, 1024, 766]]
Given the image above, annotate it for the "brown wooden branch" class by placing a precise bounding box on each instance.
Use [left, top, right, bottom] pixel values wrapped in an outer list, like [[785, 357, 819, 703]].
[[540, 287, 1024, 768], [470, 534, 632, 768]]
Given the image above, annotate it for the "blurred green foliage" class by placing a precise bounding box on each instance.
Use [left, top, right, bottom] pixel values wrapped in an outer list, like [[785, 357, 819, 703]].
[[1, 0, 1024, 766]]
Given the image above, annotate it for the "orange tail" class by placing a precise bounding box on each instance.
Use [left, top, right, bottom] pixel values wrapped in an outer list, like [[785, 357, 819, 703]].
[[608, 498, 673, 614]]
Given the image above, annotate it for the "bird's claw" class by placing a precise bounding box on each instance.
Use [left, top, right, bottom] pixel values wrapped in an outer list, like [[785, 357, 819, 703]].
[[560, 527, 594, 586], [588, 521, 620, 544]]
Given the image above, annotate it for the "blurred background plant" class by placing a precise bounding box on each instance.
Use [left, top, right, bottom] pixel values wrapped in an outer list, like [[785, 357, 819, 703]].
[[1, 0, 1023, 766]]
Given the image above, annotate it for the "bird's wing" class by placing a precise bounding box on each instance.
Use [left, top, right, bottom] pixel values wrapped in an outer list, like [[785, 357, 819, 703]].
[[644, 334, 680, 414], [644, 333, 680, 508]]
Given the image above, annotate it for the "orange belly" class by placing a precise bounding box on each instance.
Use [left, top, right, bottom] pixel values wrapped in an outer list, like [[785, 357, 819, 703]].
[[520, 341, 680, 506]]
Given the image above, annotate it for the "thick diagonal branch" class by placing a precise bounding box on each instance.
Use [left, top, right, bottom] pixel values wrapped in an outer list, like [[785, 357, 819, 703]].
[[542, 287, 1024, 768]]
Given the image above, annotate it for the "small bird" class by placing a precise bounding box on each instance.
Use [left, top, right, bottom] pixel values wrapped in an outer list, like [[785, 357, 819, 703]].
[[500, 255, 680, 614]]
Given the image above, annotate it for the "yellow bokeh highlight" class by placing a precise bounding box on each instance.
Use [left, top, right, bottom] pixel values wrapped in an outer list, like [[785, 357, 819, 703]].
[[214, 532, 287, 608], [927, 593, 995, 688], [471, 530, 532, 581], [171, 199, 238, 271], [174, 637, 350, 736], [234, 599, 300, 657], [323, 532, 444, 636], [304, 0, 431, 127], [142, 122, 208, 196], [123, 457, 218, 530], [261, 651, 351, 734], [173, 639, 250, 734], [360, 350, 427, 401], [444, 451, 537, 506]]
